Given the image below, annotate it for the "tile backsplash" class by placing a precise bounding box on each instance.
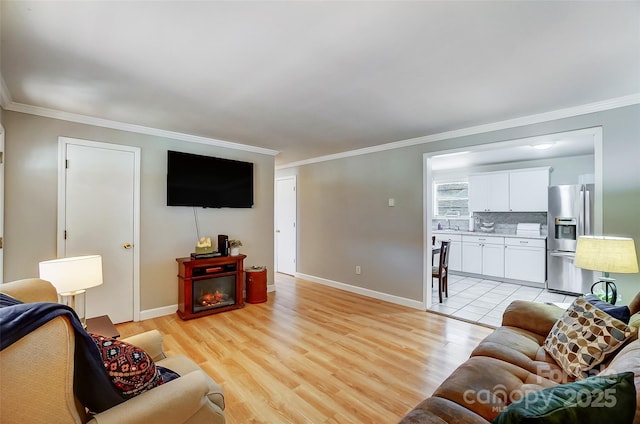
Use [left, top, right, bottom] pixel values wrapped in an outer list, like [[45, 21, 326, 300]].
[[433, 212, 547, 235]]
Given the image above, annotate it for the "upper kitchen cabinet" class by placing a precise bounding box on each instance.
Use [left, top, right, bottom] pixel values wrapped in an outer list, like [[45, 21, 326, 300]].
[[469, 173, 509, 212], [508, 168, 549, 211], [469, 167, 549, 212]]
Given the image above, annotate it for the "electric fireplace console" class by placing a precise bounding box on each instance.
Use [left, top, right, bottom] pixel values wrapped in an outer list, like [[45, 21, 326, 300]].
[[176, 254, 246, 320]]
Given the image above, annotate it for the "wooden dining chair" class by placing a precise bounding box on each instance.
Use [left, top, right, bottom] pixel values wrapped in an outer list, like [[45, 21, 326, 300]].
[[432, 240, 451, 303], [431, 236, 437, 288]]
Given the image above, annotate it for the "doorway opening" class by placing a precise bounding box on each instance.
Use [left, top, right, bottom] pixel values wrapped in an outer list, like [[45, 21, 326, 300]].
[[423, 127, 603, 310]]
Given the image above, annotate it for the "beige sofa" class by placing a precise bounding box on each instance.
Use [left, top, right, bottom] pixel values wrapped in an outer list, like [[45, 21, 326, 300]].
[[399, 295, 640, 423], [0, 278, 226, 424]]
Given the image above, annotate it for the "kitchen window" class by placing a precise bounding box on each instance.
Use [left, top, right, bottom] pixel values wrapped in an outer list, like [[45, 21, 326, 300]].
[[433, 180, 469, 217]]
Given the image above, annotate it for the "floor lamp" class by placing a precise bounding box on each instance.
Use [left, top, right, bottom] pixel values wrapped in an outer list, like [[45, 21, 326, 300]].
[[39, 255, 103, 327], [574, 236, 639, 305]]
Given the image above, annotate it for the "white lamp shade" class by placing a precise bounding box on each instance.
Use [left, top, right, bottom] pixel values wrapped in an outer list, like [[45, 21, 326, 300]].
[[575, 236, 639, 274], [39, 255, 104, 294]]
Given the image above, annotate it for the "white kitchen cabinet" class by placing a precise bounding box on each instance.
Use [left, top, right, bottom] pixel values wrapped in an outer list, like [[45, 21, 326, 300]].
[[469, 168, 549, 213], [504, 238, 546, 283], [462, 241, 483, 274], [483, 243, 505, 278], [434, 233, 462, 272], [509, 168, 549, 212], [469, 173, 509, 212], [461, 235, 505, 277]]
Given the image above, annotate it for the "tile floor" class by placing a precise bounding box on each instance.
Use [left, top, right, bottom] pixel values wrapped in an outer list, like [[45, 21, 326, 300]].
[[429, 274, 578, 327]]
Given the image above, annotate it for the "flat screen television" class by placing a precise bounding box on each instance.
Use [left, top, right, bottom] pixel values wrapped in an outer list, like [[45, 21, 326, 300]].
[[167, 150, 254, 208]]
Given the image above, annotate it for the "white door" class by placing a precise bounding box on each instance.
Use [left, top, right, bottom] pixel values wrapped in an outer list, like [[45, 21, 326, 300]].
[[275, 177, 296, 275], [0, 125, 4, 283], [59, 138, 140, 323]]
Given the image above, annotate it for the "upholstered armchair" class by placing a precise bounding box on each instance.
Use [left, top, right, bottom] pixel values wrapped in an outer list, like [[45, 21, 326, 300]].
[[0, 278, 226, 424]]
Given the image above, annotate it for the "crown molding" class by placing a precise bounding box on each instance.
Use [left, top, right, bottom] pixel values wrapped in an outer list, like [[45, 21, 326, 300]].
[[4, 91, 638, 165], [277, 93, 640, 169], [4, 101, 280, 156]]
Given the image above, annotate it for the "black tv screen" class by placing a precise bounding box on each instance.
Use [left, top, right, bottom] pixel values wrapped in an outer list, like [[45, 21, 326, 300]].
[[167, 150, 254, 208]]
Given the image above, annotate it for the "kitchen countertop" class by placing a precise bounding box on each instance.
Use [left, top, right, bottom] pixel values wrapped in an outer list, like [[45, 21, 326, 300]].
[[433, 229, 547, 240]]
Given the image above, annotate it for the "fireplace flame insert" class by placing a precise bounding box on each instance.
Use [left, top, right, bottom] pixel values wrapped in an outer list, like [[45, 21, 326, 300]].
[[176, 255, 246, 320], [193, 274, 236, 313]]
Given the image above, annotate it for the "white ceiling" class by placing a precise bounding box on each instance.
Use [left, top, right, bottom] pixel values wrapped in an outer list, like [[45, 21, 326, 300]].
[[1, 1, 639, 165], [431, 129, 596, 171]]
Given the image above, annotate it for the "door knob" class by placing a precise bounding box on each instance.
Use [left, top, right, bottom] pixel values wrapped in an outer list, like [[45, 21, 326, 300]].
[[276, 230, 281, 233], [123, 243, 132, 249]]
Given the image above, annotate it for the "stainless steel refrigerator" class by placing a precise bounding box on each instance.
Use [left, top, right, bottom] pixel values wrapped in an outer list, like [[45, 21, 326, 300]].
[[547, 184, 596, 295]]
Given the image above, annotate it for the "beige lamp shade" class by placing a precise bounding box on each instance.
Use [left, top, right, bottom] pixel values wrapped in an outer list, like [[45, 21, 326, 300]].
[[575, 236, 639, 274], [39, 255, 104, 294]]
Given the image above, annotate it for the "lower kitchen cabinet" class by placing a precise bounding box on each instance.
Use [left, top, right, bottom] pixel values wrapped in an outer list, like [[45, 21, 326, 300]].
[[462, 242, 482, 274], [461, 235, 505, 278], [438, 231, 546, 285], [504, 238, 546, 284], [483, 243, 505, 278]]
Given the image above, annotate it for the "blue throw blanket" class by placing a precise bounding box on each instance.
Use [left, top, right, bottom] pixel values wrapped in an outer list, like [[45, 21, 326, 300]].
[[0, 294, 127, 412]]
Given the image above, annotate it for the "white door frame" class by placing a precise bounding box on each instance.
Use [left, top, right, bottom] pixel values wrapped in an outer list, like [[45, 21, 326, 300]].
[[422, 127, 603, 310], [57, 137, 141, 321], [275, 175, 297, 275], [0, 124, 4, 283]]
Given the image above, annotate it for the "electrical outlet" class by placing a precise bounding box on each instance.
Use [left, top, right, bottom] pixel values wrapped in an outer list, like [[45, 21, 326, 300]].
[[355, 265, 362, 275]]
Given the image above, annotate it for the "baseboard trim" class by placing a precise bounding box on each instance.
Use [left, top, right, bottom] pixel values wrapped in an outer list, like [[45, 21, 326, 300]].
[[295, 272, 425, 310], [138, 287, 276, 321], [137, 279, 413, 320], [139, 304, 178, 321]]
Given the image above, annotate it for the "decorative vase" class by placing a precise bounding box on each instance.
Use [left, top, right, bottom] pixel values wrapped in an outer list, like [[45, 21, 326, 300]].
[[230, 247, 240, 256]]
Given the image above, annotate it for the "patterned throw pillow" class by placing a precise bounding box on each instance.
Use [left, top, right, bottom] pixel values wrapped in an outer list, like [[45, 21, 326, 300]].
[[543, 297, 636, 379], [91, 334, 164, 398]]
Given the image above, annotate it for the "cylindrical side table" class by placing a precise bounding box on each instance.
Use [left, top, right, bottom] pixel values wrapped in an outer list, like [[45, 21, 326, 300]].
[[246, 266, 267, 304]]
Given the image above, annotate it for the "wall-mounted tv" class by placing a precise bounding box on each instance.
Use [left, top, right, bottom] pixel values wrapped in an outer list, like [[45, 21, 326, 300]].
[[167, 150, 254, 208]]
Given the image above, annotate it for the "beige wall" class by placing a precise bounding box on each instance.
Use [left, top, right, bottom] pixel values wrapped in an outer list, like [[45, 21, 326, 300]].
[[278, 104, 640, 305], [3, 110, 275, 312]]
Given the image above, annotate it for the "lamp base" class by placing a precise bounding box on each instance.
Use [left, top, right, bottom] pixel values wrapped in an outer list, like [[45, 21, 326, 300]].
[[590, 278, 617, 305], [59, 289, 87, 328]]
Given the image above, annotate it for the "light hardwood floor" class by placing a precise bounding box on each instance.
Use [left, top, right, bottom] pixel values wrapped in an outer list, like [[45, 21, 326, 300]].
[[117, 274, 493, 423]]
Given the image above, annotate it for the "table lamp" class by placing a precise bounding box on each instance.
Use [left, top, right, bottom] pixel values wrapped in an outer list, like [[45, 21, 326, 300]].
[[39, 255, 103, 327], [575, 236, 639, 304]]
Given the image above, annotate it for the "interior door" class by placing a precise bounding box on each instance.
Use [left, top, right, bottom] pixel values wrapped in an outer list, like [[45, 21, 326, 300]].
[[275, 177, 296, 275], [60, 138, 140, 323]]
